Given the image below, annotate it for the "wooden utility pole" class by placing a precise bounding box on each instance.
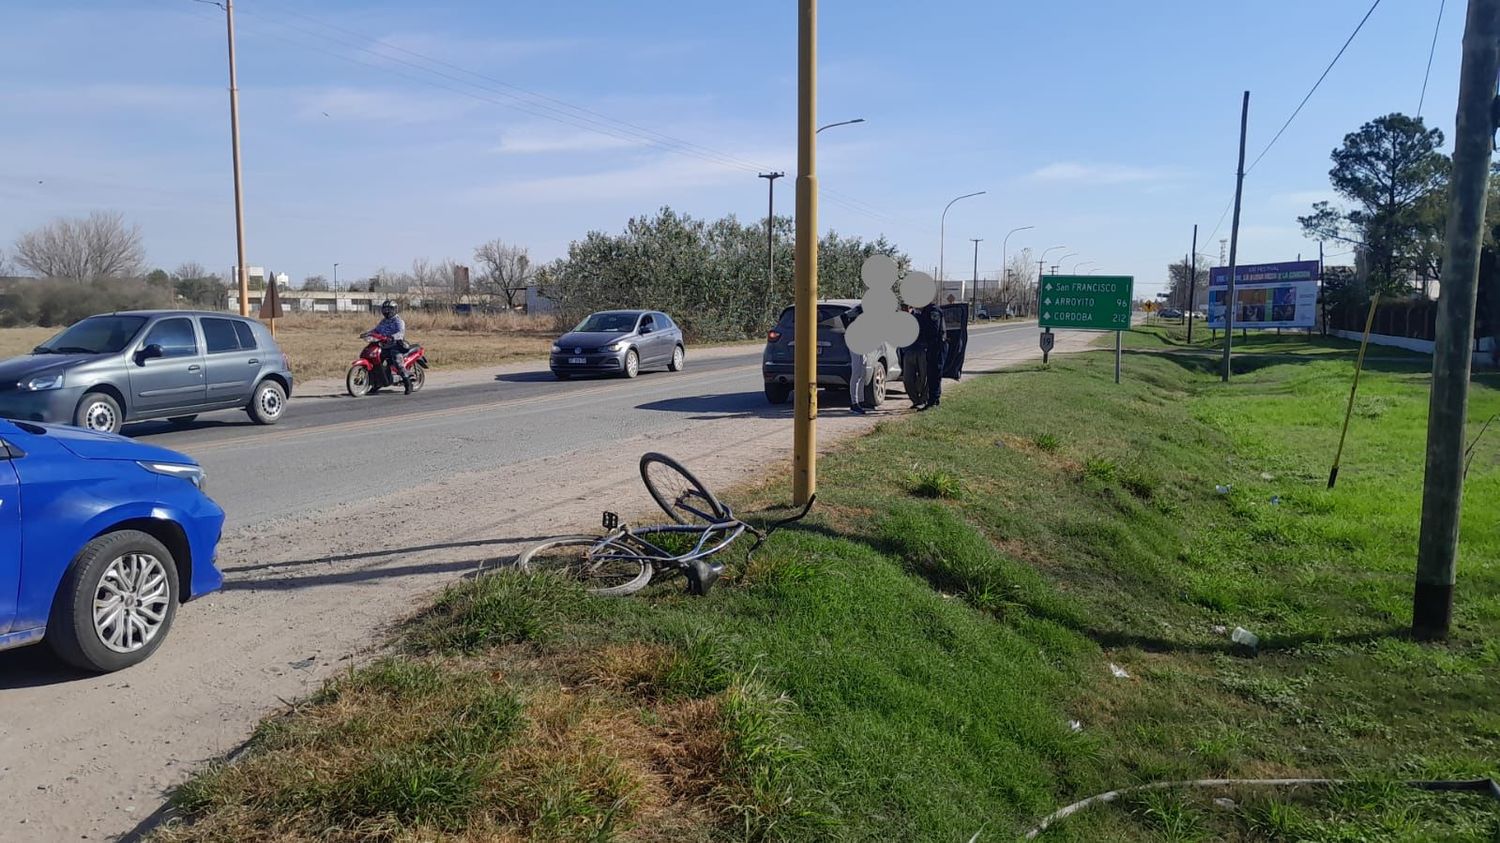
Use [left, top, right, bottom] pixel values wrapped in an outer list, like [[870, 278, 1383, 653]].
[[223, 0, 250, 317], [1222, 91, 1249, 382], [791, 0, 818, 506], [1413, 0, 1500, 640]]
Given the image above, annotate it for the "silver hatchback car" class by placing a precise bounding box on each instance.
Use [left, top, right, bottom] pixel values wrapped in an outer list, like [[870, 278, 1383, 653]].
[[0, 310, 294, 434]]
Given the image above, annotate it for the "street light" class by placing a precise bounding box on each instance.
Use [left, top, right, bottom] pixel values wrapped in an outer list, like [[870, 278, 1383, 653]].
[[1055, 253, 1077, 272], [1072, 260, 1095, 274], [939, 190, 986, 295], [333, 262, 339, 294], [1001, 225, 1033, 284], [816, 117, 865, 134]]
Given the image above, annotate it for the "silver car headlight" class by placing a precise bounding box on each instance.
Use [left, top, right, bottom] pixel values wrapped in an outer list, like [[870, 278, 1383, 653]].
[[607, 340, 629, 352], [21, 373, 63, 391], [139, 461, 207, 493]]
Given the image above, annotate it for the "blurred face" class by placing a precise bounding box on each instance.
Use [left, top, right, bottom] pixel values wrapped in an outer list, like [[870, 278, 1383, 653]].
[[381, 306, 394, 318]]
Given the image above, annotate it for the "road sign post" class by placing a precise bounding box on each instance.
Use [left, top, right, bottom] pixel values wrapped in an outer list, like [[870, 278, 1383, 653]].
[[1038, 274, 1133, 381], [1039, 329, 1055, 364]]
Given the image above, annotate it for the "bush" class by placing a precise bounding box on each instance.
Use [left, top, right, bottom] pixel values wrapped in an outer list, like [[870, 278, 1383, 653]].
[[0, 279, 174, 327]]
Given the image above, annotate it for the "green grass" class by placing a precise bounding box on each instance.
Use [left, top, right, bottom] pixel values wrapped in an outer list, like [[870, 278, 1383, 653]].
[[156, 336, 1500, 841]]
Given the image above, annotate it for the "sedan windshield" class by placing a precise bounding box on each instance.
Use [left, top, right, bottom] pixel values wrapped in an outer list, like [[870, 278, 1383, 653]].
[[572, 312, 639, 334], [34, 315, 147, 355]]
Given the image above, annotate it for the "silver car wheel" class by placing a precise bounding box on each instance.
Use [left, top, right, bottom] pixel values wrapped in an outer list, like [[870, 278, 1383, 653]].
[[625, 350, 639, 377], [93, 552, 171, 654], [671, 345, 685, 371], [258, 384, 284, 419], [82, 400, 118, 433]]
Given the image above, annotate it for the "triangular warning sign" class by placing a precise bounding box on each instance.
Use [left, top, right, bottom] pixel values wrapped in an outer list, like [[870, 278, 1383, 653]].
[[259, 269, 285, 319]]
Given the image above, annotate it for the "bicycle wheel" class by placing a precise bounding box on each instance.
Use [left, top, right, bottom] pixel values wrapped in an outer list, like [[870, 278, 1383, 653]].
[[640, 452, 729, 525], [513, 536, 652, 597]]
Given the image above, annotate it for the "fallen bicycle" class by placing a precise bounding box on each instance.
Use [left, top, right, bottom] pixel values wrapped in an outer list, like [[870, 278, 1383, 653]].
[[483, 452, 813, 596]]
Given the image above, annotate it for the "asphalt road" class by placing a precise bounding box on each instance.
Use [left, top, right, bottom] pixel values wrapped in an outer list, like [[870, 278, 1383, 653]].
[[127, 321, 1042, 530]]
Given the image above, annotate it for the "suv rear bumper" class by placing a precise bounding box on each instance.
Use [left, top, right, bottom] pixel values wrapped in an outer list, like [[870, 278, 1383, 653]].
[[762, 361, 852, 388]]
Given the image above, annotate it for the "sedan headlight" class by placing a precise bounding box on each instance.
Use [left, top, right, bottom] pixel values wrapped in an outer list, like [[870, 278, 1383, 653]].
[[607, 340, 630, 352], [21, 373, 63, 391], [139, 461, 207, 493], [551, 344, 562, 353]]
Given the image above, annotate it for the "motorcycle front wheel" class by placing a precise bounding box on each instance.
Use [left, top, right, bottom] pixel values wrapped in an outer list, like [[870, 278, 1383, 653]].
[[346, 365, 372, 397]]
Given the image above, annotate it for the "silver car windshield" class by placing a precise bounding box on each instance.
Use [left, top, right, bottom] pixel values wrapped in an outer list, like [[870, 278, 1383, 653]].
[[34, 315, 147, 354]]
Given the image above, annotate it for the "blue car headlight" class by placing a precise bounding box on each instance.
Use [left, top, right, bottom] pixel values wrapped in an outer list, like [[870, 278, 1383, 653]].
[[21, 373, 64, 391], [140, 461, 207, 493]]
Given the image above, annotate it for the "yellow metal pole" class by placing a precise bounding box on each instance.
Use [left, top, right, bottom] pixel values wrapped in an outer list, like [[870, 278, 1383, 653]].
[[1328, 294, 1380, 488], [792, 0, 818, 506]]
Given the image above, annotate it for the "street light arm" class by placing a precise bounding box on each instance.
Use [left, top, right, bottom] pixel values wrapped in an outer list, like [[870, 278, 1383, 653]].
[[938, 190, 987, 285], [816, 117, 866, 134]]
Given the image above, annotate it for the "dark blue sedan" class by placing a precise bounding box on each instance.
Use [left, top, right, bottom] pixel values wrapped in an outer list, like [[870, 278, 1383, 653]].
[[0, 418, 224, 672]]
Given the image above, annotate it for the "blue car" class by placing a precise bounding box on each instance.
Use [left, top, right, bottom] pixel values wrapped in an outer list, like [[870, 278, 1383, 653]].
[[0, 417, 224, 672]]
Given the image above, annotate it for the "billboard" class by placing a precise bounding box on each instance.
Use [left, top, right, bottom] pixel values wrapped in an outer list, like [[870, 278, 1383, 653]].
[[1206, 260, 1318, 329]]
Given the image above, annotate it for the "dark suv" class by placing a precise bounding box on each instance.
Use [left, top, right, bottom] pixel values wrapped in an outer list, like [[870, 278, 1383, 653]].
[[762, 299, 969, 407], [762, 299, 906, 407], [0, 311, 294, 434]]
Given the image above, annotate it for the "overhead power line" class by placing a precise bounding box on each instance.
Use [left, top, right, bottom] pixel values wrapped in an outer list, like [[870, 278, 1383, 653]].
[[1245, 0, 1382, 175], [199, 0, 906, 226], [1417, 0, 1446, 118]]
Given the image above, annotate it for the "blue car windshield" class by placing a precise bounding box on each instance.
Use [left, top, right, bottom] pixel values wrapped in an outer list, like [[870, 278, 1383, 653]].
[[573, 313, 640, 333], [35, 315, 147, 354]]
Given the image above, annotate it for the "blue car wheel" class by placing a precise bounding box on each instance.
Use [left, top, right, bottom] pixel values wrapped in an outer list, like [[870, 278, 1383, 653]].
[[48, 530, 181, 673]]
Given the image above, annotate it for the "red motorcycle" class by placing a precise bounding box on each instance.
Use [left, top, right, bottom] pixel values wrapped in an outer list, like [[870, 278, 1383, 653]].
[[346, 332, 429, 397]]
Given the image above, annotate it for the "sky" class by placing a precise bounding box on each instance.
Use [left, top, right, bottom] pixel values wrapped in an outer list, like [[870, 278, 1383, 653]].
[[0, 0, 1469, 298]]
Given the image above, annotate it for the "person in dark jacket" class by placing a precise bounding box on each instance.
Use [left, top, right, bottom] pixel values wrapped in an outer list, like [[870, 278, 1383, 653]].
[[914, 301, 947, 409]]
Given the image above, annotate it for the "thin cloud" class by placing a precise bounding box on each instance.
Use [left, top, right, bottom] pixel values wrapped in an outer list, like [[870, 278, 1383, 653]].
[[495, 129, 645, 155], [1030, 162, 1176, 184], [472, 154, 754, 204]]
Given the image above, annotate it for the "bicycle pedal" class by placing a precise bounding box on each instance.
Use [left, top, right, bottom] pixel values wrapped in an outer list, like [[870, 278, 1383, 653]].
[[602, 511, 619, 529], [685, 560, 724, 596]]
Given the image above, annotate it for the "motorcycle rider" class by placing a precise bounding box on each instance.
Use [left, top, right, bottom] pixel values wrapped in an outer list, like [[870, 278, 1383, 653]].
[[361, 300, 413, 394]]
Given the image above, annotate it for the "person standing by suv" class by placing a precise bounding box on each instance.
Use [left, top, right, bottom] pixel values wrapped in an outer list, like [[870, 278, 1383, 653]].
[[361, 300, 412, 394], [914, 300, 947, 409]]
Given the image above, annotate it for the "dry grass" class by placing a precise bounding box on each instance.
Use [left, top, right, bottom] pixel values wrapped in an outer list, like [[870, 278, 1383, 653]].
[[269, 313, 558, 382], [0, 312, 561, 383]]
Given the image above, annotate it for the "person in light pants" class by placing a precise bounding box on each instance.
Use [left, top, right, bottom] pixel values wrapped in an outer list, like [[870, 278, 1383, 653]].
[[848, 351, 867, 414]]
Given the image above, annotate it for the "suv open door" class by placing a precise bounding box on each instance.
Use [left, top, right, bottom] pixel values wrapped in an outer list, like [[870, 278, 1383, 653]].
[[941, 302, 969, 379]]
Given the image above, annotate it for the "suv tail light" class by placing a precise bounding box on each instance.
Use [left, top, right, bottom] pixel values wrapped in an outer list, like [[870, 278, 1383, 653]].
[[767, 329, 782, 342]]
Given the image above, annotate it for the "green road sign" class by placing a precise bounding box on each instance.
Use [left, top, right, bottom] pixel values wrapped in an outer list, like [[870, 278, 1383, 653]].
[[1038, 275, 1134, 331]]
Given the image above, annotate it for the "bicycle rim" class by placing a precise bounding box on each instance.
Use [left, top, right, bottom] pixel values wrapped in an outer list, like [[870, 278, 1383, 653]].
[[640, 452, 729, 525], [514, 536, 652, 597]]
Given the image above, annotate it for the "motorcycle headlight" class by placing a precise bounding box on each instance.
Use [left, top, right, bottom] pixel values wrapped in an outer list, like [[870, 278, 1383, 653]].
[[139, 461, 207, 493], [21, 373, 63, 391]]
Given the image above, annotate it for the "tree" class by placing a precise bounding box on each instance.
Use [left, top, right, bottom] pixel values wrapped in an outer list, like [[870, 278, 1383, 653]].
[[301, 274, 330, 291], [1298, 114, 1449, 296], [473, 239, 534, 309], [538, 206, 909, 340], [13, 211, 147, 283], [1166, 256, 1211, 311], [999, 249, 1037, 315], [145, 268, 171, 289], [169, 262, 226, 307]]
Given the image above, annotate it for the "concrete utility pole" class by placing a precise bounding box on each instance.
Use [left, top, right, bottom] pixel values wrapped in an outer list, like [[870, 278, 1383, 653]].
[[1222, 91, 1249, 382], [1187, 224, 1199, 343], [1414, 0, 1500, 640], [758, 172, 784, 313], [792, 0, 818, 507], [220, 0, 250, 316], [969, 238, 983, 309]]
